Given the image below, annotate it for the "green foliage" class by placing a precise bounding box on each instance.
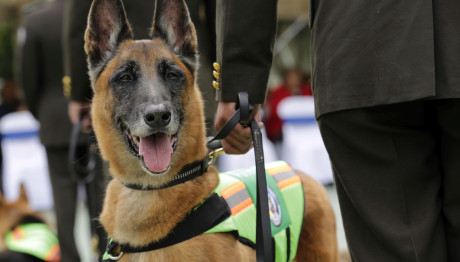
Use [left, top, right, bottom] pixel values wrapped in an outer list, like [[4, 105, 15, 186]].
[[0, 22, 14, 79]]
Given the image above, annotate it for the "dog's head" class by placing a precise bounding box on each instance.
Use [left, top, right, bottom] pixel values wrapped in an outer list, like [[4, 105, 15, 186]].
[[85, 0, 207, 185]]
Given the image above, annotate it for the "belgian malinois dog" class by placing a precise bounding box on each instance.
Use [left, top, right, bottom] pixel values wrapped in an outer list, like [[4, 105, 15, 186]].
[[85, 0, 339, 261]]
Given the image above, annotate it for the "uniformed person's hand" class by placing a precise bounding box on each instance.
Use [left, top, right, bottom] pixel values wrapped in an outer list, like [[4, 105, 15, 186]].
[[214, 101, 264, 154], [68, 101, 91, 133]]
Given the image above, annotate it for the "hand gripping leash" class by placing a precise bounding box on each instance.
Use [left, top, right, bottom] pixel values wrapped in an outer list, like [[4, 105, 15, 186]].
[[208, 92, 274, 262]]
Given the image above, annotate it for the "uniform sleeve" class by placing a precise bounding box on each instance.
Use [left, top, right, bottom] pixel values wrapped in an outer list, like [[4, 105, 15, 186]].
[[19, 21, 41, 118], [62, 0, 93, 102], [215, 0, 278, 105]]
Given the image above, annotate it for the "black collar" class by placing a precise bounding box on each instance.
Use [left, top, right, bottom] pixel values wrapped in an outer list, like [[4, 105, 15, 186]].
[[121, 157, 209, 190]]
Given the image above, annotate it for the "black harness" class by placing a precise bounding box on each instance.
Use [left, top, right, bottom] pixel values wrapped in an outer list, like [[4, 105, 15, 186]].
[[104, 193, 230, 260]]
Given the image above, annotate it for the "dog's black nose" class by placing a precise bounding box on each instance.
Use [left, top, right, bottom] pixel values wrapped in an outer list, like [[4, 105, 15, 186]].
[[144, 105, 171, 128]]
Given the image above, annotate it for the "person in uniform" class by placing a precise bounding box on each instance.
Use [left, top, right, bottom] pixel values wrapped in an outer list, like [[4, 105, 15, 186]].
[[19, 0, 104, 261], [214, 0, 460, 261]]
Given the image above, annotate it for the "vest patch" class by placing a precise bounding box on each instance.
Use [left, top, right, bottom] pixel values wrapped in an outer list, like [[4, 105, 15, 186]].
[[268, 186, 282, 226]]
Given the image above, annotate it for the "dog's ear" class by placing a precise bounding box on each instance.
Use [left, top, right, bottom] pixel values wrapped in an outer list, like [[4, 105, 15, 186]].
[[17, 184, 29, 204], [85, 0, 133, 75], [0, 190, 4, 205], [151, 0, 197, 68]]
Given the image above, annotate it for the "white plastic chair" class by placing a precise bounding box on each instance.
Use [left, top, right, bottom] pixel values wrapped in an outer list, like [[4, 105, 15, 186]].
[[277, 96, 333, 185], [0, 111, 53, 211]]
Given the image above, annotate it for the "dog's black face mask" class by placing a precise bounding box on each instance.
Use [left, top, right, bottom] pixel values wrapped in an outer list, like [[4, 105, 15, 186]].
[[85, 0, 197, 175], [109, 53, 186, 174]]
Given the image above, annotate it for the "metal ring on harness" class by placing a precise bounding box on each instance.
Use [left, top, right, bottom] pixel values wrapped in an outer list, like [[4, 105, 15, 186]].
[[68, 112, 97, 184], [107, 251, 124, 261]]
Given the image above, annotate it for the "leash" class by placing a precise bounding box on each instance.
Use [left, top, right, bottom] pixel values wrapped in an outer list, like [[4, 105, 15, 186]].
[[68, 112, 97, 184], [207, 92, 274, 262]]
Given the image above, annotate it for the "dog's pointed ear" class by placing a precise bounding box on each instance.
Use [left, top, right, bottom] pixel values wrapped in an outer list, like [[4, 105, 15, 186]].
[[18, 184, 28, 204], [0, 190, 4, 205], [85, 0, 133, 74], [151, 0, 197, 66]]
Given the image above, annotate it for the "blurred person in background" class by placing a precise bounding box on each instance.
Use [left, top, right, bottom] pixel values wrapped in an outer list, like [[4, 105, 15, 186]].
[[18, 0, 105, 260], [264, 67, 312, 143]]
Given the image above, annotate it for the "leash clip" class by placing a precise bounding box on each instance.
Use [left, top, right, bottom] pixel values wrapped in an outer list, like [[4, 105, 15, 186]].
[[208, 148, 225, 165]]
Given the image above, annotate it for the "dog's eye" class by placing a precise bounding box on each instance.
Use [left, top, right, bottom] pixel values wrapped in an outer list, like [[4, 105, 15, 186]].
[[119, 74, 133, 82], [166, 71, 179, 80]]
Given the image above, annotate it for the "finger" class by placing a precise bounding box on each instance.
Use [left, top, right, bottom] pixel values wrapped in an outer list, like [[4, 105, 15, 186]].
[[227, 124, 252, 143], [223, 135, 252, 152], [222, 139, 252, 155]]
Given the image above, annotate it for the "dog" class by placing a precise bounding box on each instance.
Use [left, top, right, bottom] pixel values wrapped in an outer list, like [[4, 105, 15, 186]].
[[84, 0, 339, 261], [0, 186, 60, 262]]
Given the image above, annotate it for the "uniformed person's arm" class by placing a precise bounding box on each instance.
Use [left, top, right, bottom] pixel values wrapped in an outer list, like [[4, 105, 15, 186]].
[[215, 0, 278, 105], [19, 19, 41, 118], [214, 0, 277, 154], [63, 0, 93, 103], [62, 0, 92, 129]]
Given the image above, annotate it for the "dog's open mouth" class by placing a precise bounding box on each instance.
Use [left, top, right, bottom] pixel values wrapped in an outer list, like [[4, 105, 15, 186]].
[[126, 130, 178, 174]]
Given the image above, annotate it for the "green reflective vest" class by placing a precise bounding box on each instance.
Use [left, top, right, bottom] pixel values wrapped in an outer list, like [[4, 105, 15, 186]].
[[207, 161, 305, 262], [5, 223, 61, 261]]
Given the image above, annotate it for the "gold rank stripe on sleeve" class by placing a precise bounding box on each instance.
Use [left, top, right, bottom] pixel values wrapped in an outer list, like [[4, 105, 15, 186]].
[[220, 181, 253, 216]]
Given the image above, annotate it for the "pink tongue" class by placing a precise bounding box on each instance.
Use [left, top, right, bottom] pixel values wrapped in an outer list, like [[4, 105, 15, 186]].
[[139, 133, 173, 173]]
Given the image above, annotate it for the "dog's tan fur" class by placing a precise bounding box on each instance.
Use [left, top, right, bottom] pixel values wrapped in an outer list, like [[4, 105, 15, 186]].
[[85, 0, 339, 261]]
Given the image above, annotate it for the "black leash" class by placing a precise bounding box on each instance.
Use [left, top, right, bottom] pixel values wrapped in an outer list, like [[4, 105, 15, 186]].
[[207, 92, 274, 262], [68, 112, 97, 184]]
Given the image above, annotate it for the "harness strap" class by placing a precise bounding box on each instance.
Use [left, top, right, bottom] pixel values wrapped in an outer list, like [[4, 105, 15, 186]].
[[103, 193, 230, 261], [121, 157, 209, 190]]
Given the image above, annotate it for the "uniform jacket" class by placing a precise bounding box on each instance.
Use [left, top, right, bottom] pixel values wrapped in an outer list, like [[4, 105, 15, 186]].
[[215, 0, 278, 105], [20, 0, 72, 147], [310, 0, 460, 117]]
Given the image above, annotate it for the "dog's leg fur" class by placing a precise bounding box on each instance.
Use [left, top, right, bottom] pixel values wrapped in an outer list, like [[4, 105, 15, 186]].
[[295, 172, 340, 261]]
